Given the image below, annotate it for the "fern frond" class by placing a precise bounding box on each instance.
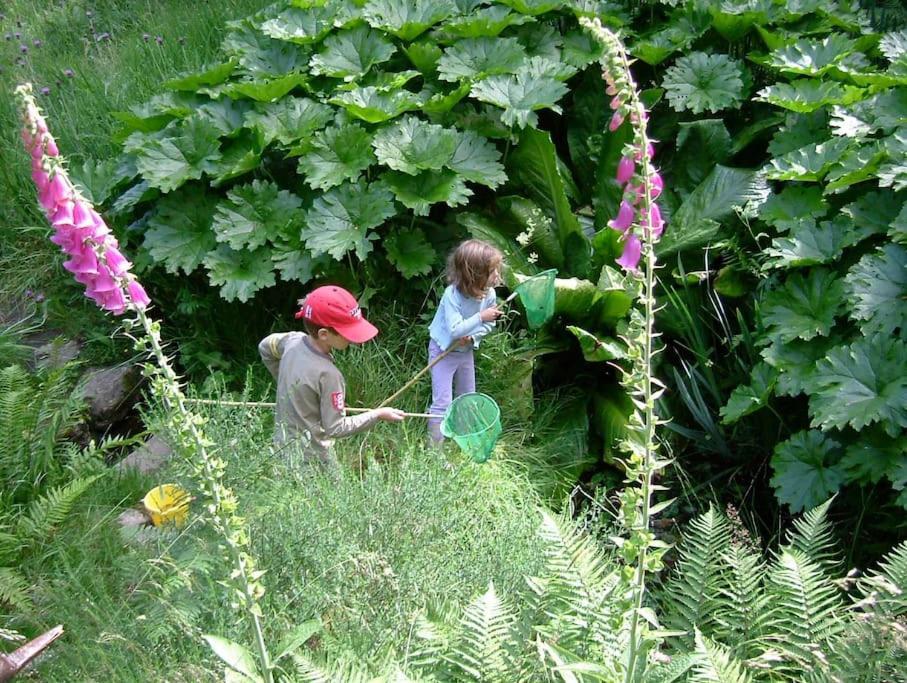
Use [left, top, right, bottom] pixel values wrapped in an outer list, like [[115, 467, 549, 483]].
[[862, 540, 907, 616], [292, 652, 373, 682], [764, 548, 844, 671], [663, 506, 732, 642], [0, 566, 31, 610], [0, 365, 31, 487], [448, 582, 517, 682], [535, 511, 620, 655], [690, 630, 753, 683], [785, 498, 839, 574], [714, 545, 769, 658], [15, 474, 101, 545]]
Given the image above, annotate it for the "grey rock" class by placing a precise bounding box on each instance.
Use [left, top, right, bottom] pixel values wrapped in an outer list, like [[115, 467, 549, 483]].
[[116, 507, 150, 528], [34, 338, 82, 370], [77, 365, 143, 428], [116, 434, 172, 475]]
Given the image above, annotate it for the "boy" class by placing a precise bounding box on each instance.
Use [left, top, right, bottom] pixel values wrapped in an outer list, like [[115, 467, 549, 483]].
[[258, 285, 404, 471]]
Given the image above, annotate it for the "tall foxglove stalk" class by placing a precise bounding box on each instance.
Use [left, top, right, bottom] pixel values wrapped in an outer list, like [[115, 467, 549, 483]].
[[14, 83, 274, 683], [581, 20, 670, 682]]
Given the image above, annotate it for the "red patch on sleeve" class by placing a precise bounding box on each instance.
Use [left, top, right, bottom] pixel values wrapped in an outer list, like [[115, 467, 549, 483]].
[[331, 391, 345, 412]]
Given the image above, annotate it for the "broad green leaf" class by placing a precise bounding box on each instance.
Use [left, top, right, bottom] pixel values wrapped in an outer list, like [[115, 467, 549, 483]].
[[840, 430, 906, 485], [674, 119, 732, 190], [809, 335, 907, 436], [761, 269, 843, 343], [204, 245, 277, 303], [271, 240, 319, 283], [134, 119, 223, 193], [69, 158, 125, 206], [768, 111, 830, 157], [709, 0, 771, 41], [143, 188, 218, 274], [451, 102, 516, 140], [891, 201, 907, 245], [469, 68, 568, 129], [658, 166, 768, 257], [842, 190, 904, 235], [756, 80, 863, 113], [439, 6, 534, 39], [329, 86, 422, 123], [566, 325, 626, 361], [382, 169, 473, 215], [630, 9, 711, 66], [761, 335, 840, 398], [767, 34, 856, 75], [301, 179, 395, 260], [509, 127, 583, 259], [846, 244, 907, 336], [297, 123, 376, 190], [880, 30, 907, 62], [662, 52, 746, 114], [771, 431, 845, 513], [165, 61, 237, 91], [823, 142, 887, 194], [878, 128, 907, 192], [194, 99, 254, 138], [720, 362, 778, 423], [309, 26, 396, 81], [888, 460, 907, 508], [520, 54, 578, 81], [202, 635, 261, 681], [372, 116, 458, 174], [458, 211, 538, 276], [347, 69, 421, 93], [765, 138, 852, 182], [421, 82, 471, 114], [222, 19, 312, 76], [212, 180, 303, 250], [274, 620, 321, 663], [110, 180, 159, 215], [260, 6, 338, 45], [498, 0, 562, 14], [562, 29, 605, 68], [113, 92, 202, 135], [760, 186, 828, 231], [363, 0, 457, 41], [244, 97, 333, 146], [437, 37, 527, 82], [552, 276, 601, 321], [214, 73, 309, 102], [384, 227, 437, 278], [764, 216, 870, 269], [403, 40, 443, 72], [448, 129, 506, 188], [210, 129, 265, 185]]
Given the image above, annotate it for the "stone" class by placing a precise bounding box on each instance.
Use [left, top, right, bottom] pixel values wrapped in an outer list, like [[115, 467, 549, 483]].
[[116, 434, 173, 475], [117, 507, 150, 528], [34, 338, 81, 370], [77, 365, 143, 428]]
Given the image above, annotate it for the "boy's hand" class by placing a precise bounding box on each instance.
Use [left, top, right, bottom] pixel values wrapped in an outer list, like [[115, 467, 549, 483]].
[[480, 305, 502, 322], [375, 407, 405, 422]]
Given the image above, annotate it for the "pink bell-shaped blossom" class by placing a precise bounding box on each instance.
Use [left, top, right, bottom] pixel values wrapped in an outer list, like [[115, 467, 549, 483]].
[[649, 172, 663, 200], [43, 136, 59, 157], [70, 201, 96, 229], [127, 280, 150, 309], [609, 111, 624, 131], [616, 234, 641, 271], [89, 265, 119, 293], [641, 203, 664, 240], [38, 173, 72, 212], [103, 245, 131, 276], [99, 288, 127, 315], [32, 168, 49, 192], [62, 249, 99, 276], [608, 200, 635, 232], [609, 95, 622, 110], [51, 200, 75, 226], [616, 156, 635, 185]]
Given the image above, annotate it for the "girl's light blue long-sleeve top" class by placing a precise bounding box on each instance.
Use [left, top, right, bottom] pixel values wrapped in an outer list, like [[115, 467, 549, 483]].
[[428, 285, 497, 350]]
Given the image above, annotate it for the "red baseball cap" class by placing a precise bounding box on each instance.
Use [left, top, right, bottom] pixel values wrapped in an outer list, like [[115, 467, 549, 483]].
[[294, 285, 378, 343]]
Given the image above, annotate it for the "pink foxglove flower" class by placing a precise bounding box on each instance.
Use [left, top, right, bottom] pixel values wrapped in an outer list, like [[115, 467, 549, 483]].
[[15, 82, 150, 315], [616, 234, 641, 271], [609, 200, 635, 232], [609, 111, 624, 131], [641, 203, 664, 240], [616, 156, 635, 185], [609, 95, 622, 110]]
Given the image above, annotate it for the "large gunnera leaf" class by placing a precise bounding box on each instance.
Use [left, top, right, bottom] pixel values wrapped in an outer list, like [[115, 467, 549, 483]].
[[661, 52, 746, 114]]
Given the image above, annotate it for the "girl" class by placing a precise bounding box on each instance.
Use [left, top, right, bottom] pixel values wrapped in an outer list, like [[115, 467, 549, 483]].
[[427, 239, 503, 443]]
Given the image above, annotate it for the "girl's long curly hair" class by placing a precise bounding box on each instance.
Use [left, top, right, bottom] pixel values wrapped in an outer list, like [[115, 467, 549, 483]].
[[446, 239, 503, 298]]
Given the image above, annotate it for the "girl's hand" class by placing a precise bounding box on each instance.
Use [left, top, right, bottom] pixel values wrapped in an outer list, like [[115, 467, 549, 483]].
[[457, 336, 472, 347], [480, 305, 502, 322], [375, 407, 405, 422]]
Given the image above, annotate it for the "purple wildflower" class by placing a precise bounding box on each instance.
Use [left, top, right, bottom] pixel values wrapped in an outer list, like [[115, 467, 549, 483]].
[[33, 38, 41, 47], [19, 44, 27, 53], [64, 68, 74, 78], [155, 35, 163, 45], [95, 32, 110, 42], [142, 33, 150, 42], [40, 86, 50, 95]]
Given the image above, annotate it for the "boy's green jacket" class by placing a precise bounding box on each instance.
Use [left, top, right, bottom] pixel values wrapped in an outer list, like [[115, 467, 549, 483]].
[[258, 332, 377, 460]]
